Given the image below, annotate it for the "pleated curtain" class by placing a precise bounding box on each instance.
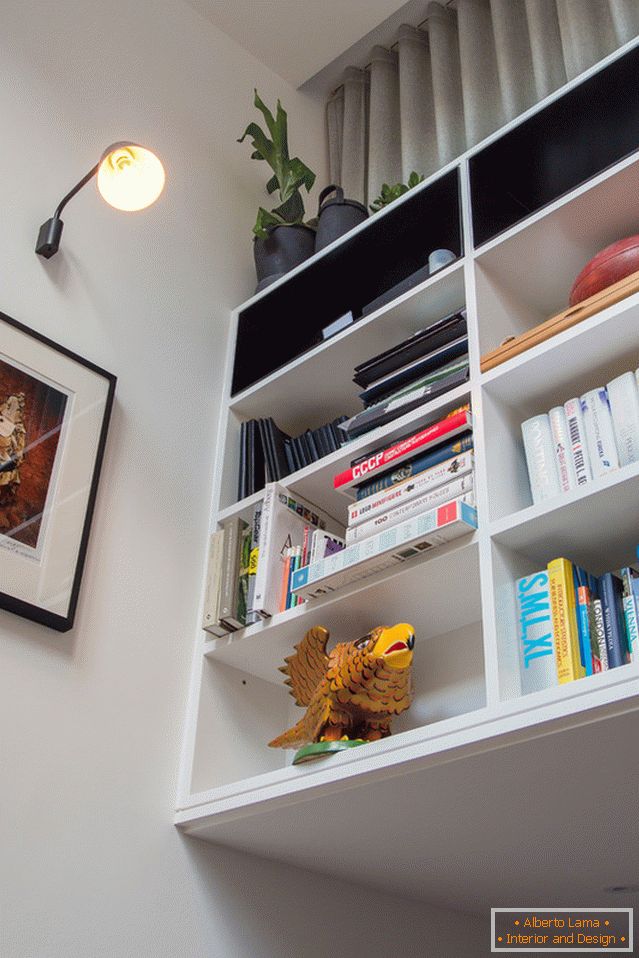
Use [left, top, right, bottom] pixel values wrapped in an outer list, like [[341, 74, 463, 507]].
[[327, 0, 639, 206]]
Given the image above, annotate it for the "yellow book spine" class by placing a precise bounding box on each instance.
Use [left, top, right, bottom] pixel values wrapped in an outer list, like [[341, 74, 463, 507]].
[[548, 558, 584, 683]]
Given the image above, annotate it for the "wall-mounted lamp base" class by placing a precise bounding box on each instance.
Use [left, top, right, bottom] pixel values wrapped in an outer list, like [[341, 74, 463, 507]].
[[35, 218, 64, 258]]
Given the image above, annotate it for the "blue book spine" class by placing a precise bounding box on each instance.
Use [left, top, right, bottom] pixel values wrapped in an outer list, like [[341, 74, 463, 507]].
[[515, 571, 557, 693], [573, 565, 594, 677], [598, 573, 627, 669], [621, 567, 639, 659], [355, 433, 473, 500]]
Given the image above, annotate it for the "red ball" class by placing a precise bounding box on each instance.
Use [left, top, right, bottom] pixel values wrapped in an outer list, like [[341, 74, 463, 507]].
[[569, 235, 639, 306]]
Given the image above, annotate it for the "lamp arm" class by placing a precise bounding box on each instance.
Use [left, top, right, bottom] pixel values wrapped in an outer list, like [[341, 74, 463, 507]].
[[53, 162, 100, 220]]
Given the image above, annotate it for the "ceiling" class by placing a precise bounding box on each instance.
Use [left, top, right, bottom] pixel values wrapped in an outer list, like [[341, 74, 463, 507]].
[[186, 0, 411, 89]]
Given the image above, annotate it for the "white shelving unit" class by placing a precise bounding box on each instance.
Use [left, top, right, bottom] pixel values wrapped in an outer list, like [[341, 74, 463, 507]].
[[175, 44, 639, 898]]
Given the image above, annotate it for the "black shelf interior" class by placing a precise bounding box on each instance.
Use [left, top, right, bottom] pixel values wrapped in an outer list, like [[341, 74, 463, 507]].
[[470, 44, 639, 248], [232, 167, 462, 396]]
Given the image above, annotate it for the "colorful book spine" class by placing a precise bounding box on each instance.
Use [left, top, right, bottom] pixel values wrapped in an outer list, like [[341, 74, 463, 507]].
[[575, 582, 594, 677], [355, 434, 473, 500], [547, 557, 584, 683], [580, 388, 619, 478], [548, 406, 577, 492], [345, 474, 474, 543], [521, 414, 561, 504], [309, 530, 346, 565], [348, 451, 473, 526], [333, 409, 472, 491], [236, 522, 252, 626], [598, 572, 628, 669], [292, 498, 477, 600], [607, 371, 639, 466], [590, 598, 609, 672], [620, 567, 639, 659], [563, 397, 592, 485], [515, 571, 557, 693], [279, 549, 292, 613]]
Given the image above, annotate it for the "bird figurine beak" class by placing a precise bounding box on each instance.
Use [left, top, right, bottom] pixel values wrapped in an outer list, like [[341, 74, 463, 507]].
[[372, 623, 415, 670]]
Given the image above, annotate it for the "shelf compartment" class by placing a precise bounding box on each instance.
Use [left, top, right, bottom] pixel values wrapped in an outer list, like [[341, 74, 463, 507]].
[[219, 381, 471, 522], [470, 44, 639, 248], [205, 536, 481, 684], [231, 168, 462, 395], [481, 293, 639, 522], [474, 149, 639, 357], [229, 258, 465, 430], [489, 460, 639, 575]]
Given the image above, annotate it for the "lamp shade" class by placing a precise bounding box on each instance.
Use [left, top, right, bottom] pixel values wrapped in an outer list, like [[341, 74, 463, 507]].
[[97, 143, 165, 212]]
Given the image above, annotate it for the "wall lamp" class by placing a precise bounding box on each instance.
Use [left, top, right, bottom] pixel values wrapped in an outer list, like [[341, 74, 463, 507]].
[[35, 142, 165, 258]]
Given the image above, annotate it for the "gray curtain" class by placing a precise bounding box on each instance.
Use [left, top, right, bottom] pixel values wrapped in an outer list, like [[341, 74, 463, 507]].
[[327, 0, 639, 206]]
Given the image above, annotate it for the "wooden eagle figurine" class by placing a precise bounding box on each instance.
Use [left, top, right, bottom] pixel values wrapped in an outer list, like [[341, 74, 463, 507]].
[[268, 623, 415, 749]]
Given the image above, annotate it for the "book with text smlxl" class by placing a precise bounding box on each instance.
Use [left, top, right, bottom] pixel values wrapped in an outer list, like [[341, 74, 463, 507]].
[[333, 407, 472, 497]]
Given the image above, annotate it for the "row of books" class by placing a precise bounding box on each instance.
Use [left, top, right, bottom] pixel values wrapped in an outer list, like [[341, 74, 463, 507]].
[[238, 415, 348, 500], [336, 309, 469, 441], [521, 368, 639, 506], [516, 554, 637, 694]]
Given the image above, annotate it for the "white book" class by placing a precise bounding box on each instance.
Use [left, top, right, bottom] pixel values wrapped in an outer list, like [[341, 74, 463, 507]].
[[548, 406, 577, 492], [580, 388, 619, 478], [345, 474, 474, 543], [516, 571, 558, 694], [309, 529, 345, 564], [292, 498, 477, 601], [563, 397, 592, 485], [521, 414, 562, 504], [201, 529, 229, 636], [347, 451, 474, 527], [251, 483, 342, 619], [607, 371, 639, 467]]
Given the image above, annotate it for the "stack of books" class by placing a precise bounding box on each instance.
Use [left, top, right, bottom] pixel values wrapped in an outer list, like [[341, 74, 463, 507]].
[[521, 367, 639, 505], [290, 406, 476, 601], [238, 415, 348, 500], [337, 310, 469, 441], [515, 554, 637, 694], [202, 484, 342, 635]]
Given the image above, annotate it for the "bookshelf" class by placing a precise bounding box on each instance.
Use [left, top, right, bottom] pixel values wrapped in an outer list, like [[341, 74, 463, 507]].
[[176, 41, 639, 899]]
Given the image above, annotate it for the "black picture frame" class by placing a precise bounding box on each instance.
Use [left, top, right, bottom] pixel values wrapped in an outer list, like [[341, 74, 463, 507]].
[[0, 309, 116, 632]]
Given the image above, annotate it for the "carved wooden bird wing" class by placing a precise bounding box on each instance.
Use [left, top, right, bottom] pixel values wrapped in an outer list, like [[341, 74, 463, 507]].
[[279, 625, 330, 706]]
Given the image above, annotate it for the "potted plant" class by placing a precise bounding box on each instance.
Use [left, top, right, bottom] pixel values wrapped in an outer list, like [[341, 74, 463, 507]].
[[369, 171, 425, 212], [239, 90, 316, 292]]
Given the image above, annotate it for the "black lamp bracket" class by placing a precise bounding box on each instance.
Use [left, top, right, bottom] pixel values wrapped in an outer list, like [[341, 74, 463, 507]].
[[35, 162, 99, 258]]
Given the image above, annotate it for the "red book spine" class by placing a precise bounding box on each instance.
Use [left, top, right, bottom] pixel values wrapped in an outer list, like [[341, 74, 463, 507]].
[[332, 410, 471, 489]]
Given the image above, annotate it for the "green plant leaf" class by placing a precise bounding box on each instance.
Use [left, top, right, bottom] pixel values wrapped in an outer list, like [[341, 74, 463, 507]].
[[266, 174, 278, 195]]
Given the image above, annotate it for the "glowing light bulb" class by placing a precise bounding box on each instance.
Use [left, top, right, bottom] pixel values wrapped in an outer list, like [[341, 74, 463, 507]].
[[97, 143, 165, 212]]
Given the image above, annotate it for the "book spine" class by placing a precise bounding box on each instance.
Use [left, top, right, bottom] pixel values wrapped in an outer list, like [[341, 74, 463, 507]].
[[621, 567, 639, 659], [251, 486, 274, 619], [563, 398, 592, 485], [345, 475, 474, 543], [292, 498, 477, 600], [355, 434, 473, 500], [548, 557, 583, 683], [236, 522, 251, 626], [591, 598, 609, 671], [548, 406, 577, 492], [279, 549, 292, 613], [599, 573, 627, 669], [219, 518, 243, 630], [515, 571, 557, 694], [301, 525, 310, 567], [521, 414, 561, 504], [245, 502, 262, 626], [348, 451, 474, 526], [576, 583, 594, 677], [201, 529, 229, 635], [333, 410, 472, 489], [580, 388, 619, 478], [607, 371, 639, 466]]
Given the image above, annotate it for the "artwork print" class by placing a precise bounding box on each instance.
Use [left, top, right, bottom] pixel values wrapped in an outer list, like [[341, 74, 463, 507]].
[[0, 355, 70, 554]]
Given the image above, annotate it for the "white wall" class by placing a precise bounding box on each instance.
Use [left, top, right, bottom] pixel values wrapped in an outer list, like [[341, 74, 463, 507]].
[[0, 2, 488, 955]]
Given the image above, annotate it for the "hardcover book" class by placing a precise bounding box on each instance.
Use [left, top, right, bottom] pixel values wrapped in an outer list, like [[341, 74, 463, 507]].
[[598, 572, 628, 669], [563, 398, 592, 486], [547, 557, 584, 683], [357, 335, 469, 406], [607, 371, 639, 467], [355, 434, 474, 500], [521, 414, 561, 504], [548, 405, 577, 492], [515, 571, 557, 693], [580, 388, 619, 478]]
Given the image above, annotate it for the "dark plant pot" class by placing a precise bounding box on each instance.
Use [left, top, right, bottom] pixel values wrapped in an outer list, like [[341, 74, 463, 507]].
[[315, 185, 368, 252], [253, 224, 316, 293]]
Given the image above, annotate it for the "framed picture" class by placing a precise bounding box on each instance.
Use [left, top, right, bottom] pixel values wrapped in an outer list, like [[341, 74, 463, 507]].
[[0, 310, 115, 632]]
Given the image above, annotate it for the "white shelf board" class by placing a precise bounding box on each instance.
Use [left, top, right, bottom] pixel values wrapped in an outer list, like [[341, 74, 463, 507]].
[[474, 149, 639, 321], [481, 289, 639, 410], [220, 381, 471, 524], [228, 259, 465, 429], [204, 534, 480, 683], [489, 459, 639, 573]]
